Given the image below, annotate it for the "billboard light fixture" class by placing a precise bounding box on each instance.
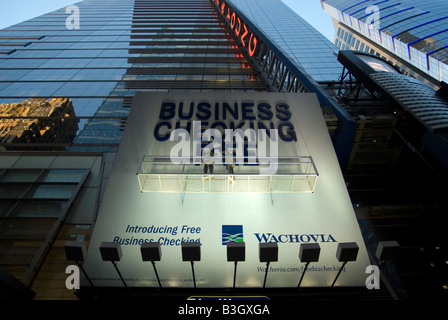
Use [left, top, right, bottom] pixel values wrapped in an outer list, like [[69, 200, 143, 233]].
[[331, 242, 359, 288], [141, 242, 163, 289], [227, 242, 246, 289], [182, 242, 201, 289], [64, 241, 95, 288], [297, 243, 321, 289], [99, 242, 127, 288], [259, 243, 278, 289]]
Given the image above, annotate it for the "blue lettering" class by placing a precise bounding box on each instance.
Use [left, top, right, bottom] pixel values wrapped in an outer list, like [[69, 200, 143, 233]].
[[289, 234, 300, 243], [215, 102, 220, 120], [279, 122, 297, 142], [229, 121, 245, 130], [196, 102, 212, 120], [275, 103, 291, 121], [257, 122, 274, 138], [257, 103, 273, 120], [242, 102, 256, 120], [223, 102, 238, 120], [178, 102, 194, 120], [211, 121, 227, 131], [254, 233, 338, 243], [155, 100, 300, 143], [159, 102, 176, 120], [154, 121, 171, 141], [254, 233, 272, 242], [175, 121, 191, 133]]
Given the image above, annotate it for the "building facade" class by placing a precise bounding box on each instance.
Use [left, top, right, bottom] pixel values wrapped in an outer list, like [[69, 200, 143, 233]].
[[230, 0, 343, 82], [0, 0, 371, 301], [321, 0, 448, 301], [1, 0, 447, 301], [322, 0, 448, 89]]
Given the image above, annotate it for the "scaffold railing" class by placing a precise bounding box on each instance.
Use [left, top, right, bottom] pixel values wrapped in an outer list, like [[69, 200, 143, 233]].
[[137, 155, 318, 193]]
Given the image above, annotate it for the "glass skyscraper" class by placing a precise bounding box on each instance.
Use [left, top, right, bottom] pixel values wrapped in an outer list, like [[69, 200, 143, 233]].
[[1, 0, 447, 302], [0, 0, 353, 300], [0, 0, 269, 153], [322, 0, 448, 88], [0, 0, 345, 155], [230, 0, 343, 82], [321, 0, 448, 302]]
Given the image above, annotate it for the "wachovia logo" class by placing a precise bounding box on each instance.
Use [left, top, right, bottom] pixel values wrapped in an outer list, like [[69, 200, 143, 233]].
[[254, 233, 337, 244], [169, 121, 279, 175], [222, 225, 244, 245]]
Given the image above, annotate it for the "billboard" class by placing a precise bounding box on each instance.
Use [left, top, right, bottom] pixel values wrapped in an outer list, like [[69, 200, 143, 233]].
[[83, 92, 370, 288]]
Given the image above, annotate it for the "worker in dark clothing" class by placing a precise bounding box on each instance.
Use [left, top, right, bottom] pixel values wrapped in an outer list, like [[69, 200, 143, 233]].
[[203, 148, 214, 181]]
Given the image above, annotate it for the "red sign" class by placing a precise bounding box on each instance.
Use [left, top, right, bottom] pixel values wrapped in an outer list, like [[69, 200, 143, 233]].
[[212, 0, 258, 57]]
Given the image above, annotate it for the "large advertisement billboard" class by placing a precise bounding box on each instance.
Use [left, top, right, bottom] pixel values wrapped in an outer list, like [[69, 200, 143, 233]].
[[83, 92, 370, 288]]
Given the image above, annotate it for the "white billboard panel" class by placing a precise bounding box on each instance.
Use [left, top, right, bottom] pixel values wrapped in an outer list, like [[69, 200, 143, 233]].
[[83, 92, 370, 288]]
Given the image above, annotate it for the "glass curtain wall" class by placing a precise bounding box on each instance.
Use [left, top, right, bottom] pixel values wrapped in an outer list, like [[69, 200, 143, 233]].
[[230, 0, 343, 82], [0, 0, 265, 152], [0, 167, 90, 286], [323, 0, 448, 84], [0, 0, 267, 291], [0, 0, 135, 151], [74, 0, 265, 151]]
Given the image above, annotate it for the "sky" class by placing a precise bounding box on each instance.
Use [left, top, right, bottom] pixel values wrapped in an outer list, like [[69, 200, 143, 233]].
[[0, 0, 335, 41], [282, 0, 335, 41]]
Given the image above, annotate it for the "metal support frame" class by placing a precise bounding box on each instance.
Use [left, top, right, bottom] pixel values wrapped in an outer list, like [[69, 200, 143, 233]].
[[330, 261, 347, 288], [150, 261, 162, 289], [75, 260, 95, 288], [232, 261, 238, 289], [190, 261, 197, 289], [111, 261, 128, 288], [262, 261, 270, 289], [337, 66, 377, 100], [254, 41, 308, 93], [297, 262, 310, 289]]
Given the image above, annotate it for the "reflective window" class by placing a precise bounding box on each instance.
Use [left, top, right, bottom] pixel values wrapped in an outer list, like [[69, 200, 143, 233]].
[[324, 0, 448, 82], [233, 0, 342, 81], [0, 167, 89, 282]]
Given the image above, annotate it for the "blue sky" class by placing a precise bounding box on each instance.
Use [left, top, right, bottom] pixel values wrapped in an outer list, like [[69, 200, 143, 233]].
[[0, 0, 335, 41], [282, 0, 335, 41]]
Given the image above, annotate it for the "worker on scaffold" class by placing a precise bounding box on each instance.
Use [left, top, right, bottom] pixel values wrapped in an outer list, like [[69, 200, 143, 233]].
[[203, 148, 214, 181], [225, 149, 235, 184]]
